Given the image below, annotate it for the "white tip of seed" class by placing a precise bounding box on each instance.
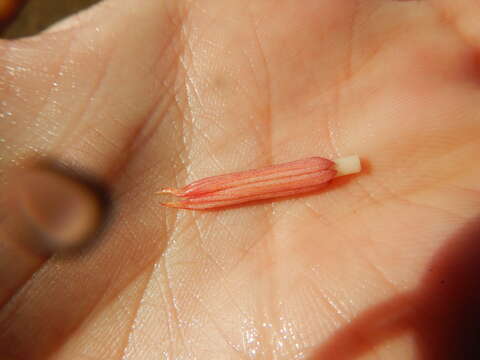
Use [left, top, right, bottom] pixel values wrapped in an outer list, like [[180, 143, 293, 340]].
[[333, 155, 362, 177]]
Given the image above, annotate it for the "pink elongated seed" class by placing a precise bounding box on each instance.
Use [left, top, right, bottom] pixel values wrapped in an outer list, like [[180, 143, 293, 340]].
[[159, 155, 361, 210]]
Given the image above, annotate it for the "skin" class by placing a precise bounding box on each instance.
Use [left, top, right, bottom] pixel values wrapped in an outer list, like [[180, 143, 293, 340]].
[[1, 0, 480, 359]]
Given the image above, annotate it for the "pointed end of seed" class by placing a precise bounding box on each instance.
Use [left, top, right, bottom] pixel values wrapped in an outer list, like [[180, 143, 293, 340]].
[[333, 155, 362, 177]]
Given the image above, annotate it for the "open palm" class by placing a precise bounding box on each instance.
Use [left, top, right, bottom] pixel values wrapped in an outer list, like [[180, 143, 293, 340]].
[[1, 0, 480, 359]]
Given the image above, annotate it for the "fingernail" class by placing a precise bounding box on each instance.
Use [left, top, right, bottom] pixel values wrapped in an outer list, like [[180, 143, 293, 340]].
[[10, 161, 110, 252]]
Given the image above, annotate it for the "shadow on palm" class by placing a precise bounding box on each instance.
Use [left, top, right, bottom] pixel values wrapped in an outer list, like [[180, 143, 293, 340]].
[[313, 218, 480, 360]]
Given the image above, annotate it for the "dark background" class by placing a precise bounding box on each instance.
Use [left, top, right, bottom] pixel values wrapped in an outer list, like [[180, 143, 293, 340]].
[[2, 0, 100, 39]]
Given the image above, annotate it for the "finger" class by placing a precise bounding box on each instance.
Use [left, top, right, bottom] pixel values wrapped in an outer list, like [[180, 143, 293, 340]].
[[0, 159, 110, 308]]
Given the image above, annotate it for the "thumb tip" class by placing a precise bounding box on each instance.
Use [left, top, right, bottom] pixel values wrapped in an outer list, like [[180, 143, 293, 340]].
[[8, 159, 111, 253]]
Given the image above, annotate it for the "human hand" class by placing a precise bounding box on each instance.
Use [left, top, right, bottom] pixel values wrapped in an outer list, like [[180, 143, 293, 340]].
[[1, 0, 479, 359]]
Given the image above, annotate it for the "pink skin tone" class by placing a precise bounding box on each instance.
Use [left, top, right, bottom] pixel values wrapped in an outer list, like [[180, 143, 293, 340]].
[[159, 157, 336, 209], [1, 1, 480, 359]]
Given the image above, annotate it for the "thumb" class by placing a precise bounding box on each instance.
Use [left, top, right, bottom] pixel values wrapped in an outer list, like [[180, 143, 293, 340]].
[[0, 159, 110, 308]]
